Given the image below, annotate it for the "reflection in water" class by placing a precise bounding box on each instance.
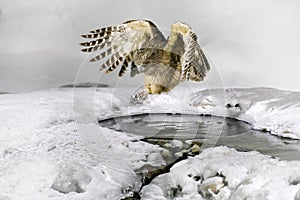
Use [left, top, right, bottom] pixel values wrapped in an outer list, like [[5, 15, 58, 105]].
[[98, 113, 300, 161]]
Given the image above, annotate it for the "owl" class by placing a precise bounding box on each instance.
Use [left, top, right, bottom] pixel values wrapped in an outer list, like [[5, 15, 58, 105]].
[[80, 20, 210, 95]]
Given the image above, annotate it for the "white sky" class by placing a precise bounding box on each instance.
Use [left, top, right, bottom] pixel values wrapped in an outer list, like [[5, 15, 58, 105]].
[[0, 0, 300, 92]]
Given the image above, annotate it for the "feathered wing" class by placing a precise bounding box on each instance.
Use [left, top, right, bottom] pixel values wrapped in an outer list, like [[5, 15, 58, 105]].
[[169, 22, 210, 82], [80, 20, 166, 77]]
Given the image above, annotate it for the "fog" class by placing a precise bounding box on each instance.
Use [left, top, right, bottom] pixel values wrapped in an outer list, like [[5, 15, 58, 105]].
[[0, 0, 300, 92]]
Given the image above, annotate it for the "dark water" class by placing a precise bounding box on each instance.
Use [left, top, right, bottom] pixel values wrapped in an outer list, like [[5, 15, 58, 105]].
[[98, 113, 300, 161]]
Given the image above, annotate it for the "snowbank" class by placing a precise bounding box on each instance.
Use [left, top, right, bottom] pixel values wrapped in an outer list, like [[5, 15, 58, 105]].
[[189, 88, 300, 139], [142, 146, 300, 200], [0, 87, 300, 200], [0, 89, 163, 200]]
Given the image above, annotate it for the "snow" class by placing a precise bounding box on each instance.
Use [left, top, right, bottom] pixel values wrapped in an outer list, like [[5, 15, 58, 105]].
[[142, 147, 300, 200], [0, 87, 300, 199], [93, 86, 300, 139], [189, 87, 300, 139], [0, 89, 163, 199]]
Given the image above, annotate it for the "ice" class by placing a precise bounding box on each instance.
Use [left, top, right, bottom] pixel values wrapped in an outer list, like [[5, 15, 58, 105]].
[[97, 86, 300, 139], [142, 146, 300, 200], [0, 87, 300, 199]]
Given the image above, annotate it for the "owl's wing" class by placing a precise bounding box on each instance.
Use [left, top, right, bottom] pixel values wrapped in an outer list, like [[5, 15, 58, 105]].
[[170, 22, 210, 82], [80, 20, 166, 77]]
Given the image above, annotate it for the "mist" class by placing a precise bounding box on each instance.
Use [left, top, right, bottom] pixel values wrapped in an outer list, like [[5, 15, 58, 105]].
[[0, 0, 299, 92]]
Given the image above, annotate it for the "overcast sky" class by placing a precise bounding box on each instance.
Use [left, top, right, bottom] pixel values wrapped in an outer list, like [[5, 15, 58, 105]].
[[0, 0, 300, 92]]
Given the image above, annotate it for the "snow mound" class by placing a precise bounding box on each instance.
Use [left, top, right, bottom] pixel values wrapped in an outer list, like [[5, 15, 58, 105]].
[[142, 146, 300, 200], [0, 89, 163, 200], [189, 88, 300, 139]]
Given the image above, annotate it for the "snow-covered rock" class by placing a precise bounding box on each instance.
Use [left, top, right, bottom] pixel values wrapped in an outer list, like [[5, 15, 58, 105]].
[[142, 146, 300, 200]]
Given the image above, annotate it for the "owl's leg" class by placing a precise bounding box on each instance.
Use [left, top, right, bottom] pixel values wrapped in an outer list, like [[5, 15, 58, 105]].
[[145, 83, 152, 94], [162, 86, 171, 93], [149, 83, 164, 94]]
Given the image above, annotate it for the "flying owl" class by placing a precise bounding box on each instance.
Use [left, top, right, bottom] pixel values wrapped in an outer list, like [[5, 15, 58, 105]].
[[80, 20, 210, 95]]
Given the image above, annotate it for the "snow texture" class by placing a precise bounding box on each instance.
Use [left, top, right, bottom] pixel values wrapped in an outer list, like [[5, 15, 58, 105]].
[[189, 88, 300, 139], [0, 89, 163, 200], [0, 87, 300, 200], [142, 147, 300, 200]]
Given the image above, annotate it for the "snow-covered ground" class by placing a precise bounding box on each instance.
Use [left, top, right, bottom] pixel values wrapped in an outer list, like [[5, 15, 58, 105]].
[[0, 88, 166, 200], [189, 87, 300, 139], [94, 86, 300, 140], [0, 87, 300, 200], [142, 146, 300, 200]]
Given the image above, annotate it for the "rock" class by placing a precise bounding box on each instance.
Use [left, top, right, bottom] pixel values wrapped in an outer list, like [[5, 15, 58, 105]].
[[190, 144, 201, 154], [163, 140, 183, 149], [169, 184, 183, 198], [199, 176, 225, 197], [175, 150, 188, 158], [193, 175, 202, 182], [226, 103, 233, 108], [134, 164, 159, 176], [169, 140, 183, 149], [289, 176, 300, 185], [160, 149, 172, 160]]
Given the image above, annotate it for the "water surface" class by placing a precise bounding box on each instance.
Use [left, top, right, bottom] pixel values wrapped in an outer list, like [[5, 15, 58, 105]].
[[98, 113, 300, 161]]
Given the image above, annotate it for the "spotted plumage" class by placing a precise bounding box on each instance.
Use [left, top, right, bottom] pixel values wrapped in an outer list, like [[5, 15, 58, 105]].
[[80, 20, 210, 94]]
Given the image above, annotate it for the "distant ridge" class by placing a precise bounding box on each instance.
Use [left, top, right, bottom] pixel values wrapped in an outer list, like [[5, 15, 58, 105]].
[[60, 82, 109, 88]]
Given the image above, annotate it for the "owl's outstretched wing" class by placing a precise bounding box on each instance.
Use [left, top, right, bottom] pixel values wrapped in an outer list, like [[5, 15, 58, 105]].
[[80, 20, 166, 77], [170, 22, 210, 82]]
